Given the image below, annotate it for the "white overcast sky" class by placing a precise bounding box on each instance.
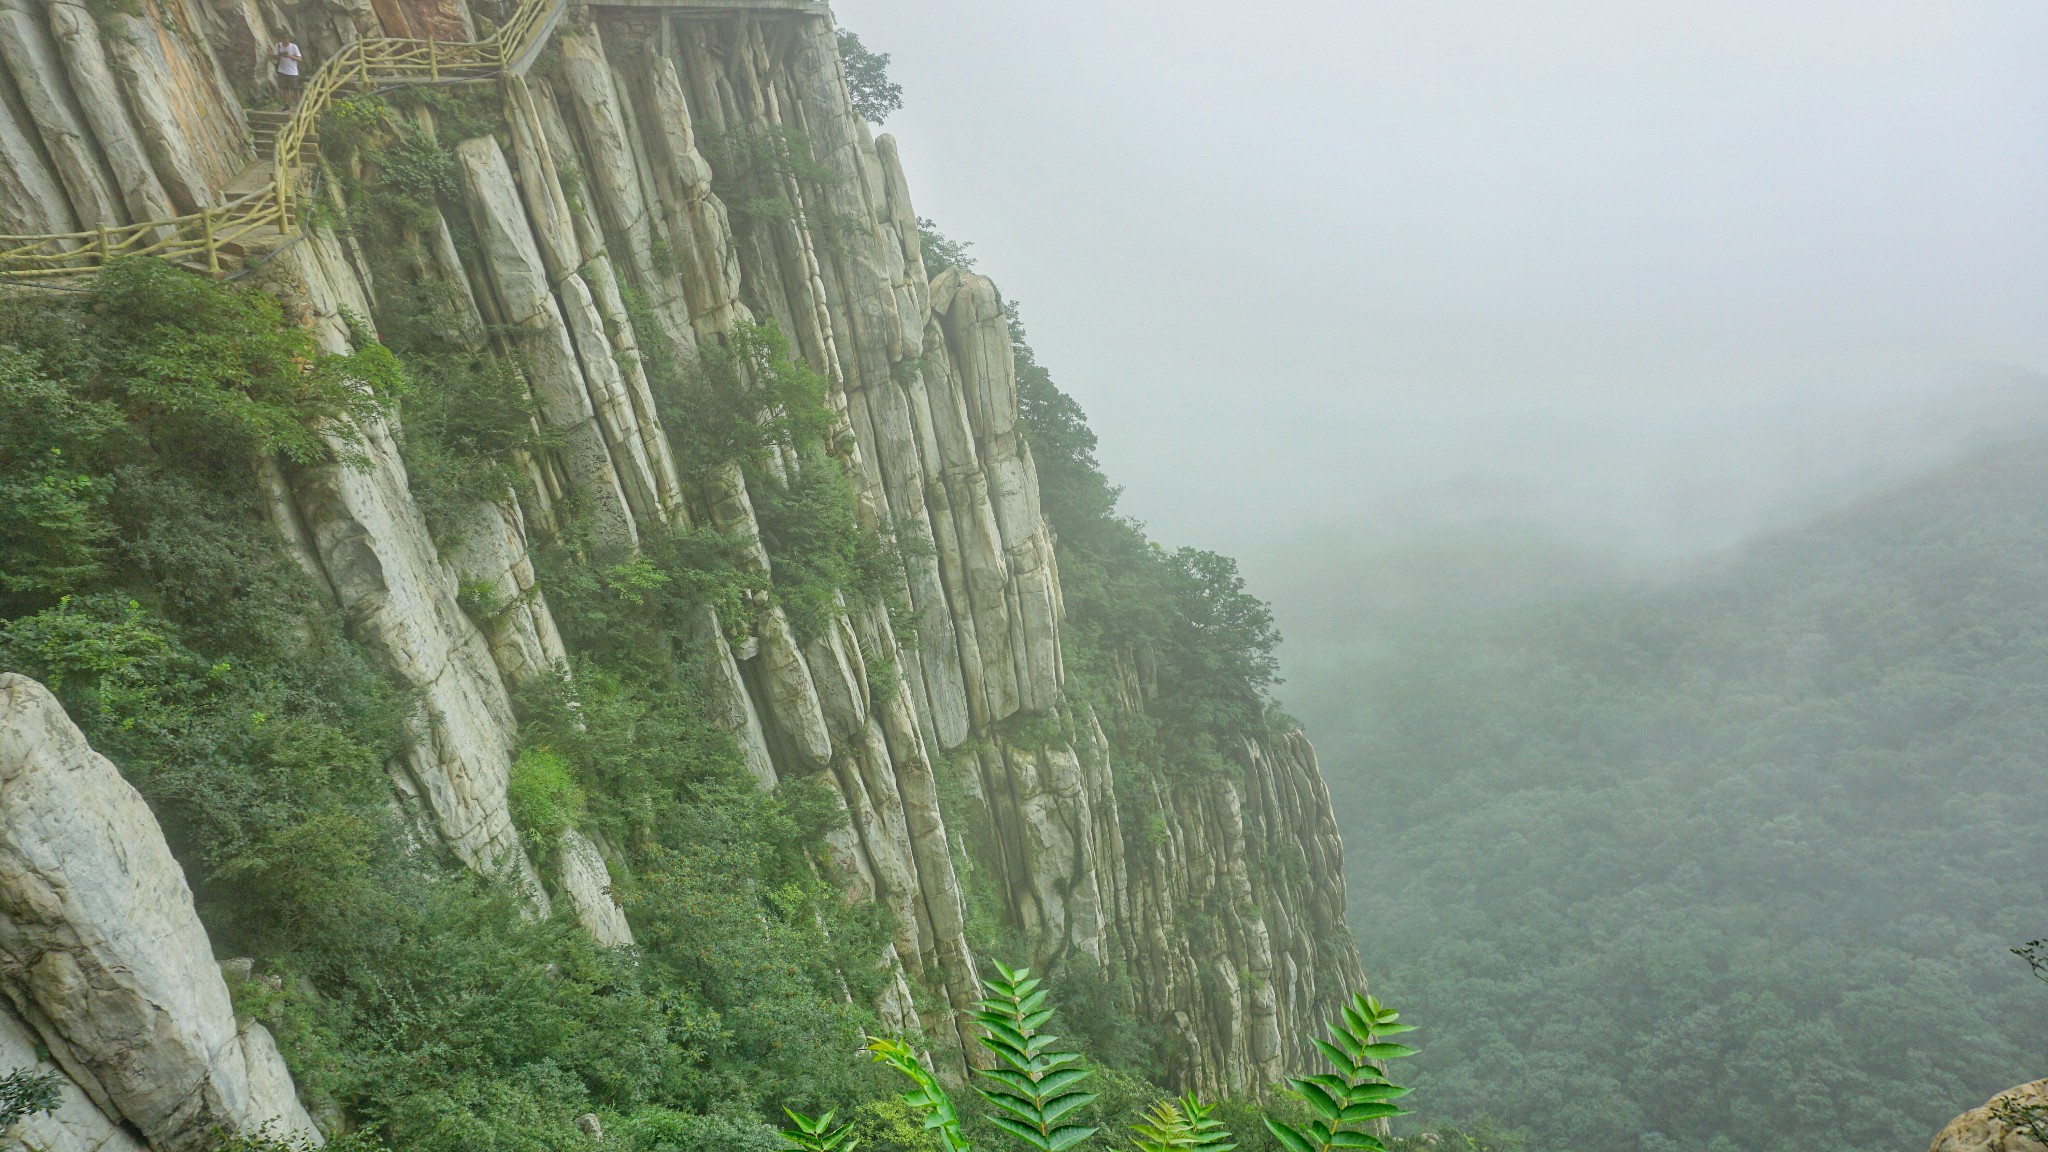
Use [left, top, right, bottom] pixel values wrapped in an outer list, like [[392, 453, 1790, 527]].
[[829, 1, 2048, 558]]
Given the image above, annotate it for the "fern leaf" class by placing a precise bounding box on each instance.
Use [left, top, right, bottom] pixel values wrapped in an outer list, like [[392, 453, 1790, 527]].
[[971, 961, 1100, 1152], [1259, 991, 1421, 1152]]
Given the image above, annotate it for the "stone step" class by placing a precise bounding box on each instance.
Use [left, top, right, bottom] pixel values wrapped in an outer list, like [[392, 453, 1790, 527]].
[[222, 160, 274, 196], [216, 223, 288, 257]]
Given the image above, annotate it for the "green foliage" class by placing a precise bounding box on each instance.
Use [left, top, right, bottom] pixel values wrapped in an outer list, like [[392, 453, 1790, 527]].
[[972, 963, 1097, 1152], [915, 219, 974, 276], [0, 263, 897, 1152], [753, 448, 904, 641], [1382, 1125, 1527, 1152], [1305, 438, 2048, 1152], [319, 93, 389, 158], [374, 278, 548, 545], [837, 28, 903, 123], [1264, 994, 1415, 1152], [0, 266, 413, 960], [366, 125, 460, 231], [0, 346, 118, 613], [507, 747, 584, 846], [212, 1121, 387, 1152], [844, 1100, 950, 1152], [0, 259, 394, 471], [0, 1067, 61, 1132], [781, 1107, 860, 1152], [654, 321, 836, 482], [639, 317, 903, 643], [1009, 307, 1280, 766], [702, 124, 840, 227], [388, 84, 505, 145], [1041, 957, 1160, 1083], [321, 91, 502, 241], [864, 1039, 970, 1152], [609, 1107, 784, 1152], [1130, 1095, 1235, 1152]]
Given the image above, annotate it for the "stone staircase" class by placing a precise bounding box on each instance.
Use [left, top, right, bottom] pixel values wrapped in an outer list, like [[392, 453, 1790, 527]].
[[245, 108, 319, 163]]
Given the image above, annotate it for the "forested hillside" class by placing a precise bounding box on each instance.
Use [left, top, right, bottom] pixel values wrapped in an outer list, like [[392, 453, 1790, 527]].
[[1297, 436, 2048, 1152]]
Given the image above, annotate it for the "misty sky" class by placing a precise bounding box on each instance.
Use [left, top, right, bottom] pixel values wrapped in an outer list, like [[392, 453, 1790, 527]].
[[833, 1, 2048, 562]]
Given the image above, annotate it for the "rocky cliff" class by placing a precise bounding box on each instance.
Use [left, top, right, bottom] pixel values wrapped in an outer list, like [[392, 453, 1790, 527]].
[[0, 0, 1364, 1138], [1929, 1081, 2048, 1152]]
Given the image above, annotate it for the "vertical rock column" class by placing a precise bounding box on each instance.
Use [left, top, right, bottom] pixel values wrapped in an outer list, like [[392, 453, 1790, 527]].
[[0, 70, 77, 235], [277, 230, 552, 916], [0, 0, 125, 227], [456, 134, 641, 551], [937, 269, 1064, 711], [45, 0, 179, 228]]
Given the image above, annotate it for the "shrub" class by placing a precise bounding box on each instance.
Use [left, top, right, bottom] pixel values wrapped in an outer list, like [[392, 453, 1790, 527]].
[[508, 747, 585, 846], [0, 1068, 61, 1132]]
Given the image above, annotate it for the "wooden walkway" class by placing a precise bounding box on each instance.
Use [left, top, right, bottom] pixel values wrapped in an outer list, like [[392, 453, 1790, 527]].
[[0, 0, 567, 279]]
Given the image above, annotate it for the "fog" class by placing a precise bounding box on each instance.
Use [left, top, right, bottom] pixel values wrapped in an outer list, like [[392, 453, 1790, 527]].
[[816, 12, 2048, 1145], [832, 0, 2048, 599]]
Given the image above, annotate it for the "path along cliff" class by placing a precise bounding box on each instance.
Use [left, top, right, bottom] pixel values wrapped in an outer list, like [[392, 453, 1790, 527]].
[[0, 0, 1365, 1140]]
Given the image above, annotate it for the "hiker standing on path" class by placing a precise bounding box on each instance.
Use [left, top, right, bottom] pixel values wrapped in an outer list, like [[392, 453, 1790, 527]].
[[272, 35, 303, 95]]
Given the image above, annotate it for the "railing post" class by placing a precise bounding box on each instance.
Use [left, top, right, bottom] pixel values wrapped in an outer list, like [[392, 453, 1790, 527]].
[[429, 37, 439, 80], [96, 224, 109, 266], [204, 210, 219, 276]]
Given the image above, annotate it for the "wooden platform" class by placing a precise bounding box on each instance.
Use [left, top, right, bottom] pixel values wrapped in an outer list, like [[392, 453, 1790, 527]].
[[589, 0, 828, 16]]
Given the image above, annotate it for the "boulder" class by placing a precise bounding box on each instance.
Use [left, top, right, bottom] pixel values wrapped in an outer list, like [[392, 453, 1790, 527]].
[[1930, 1081, 2048, 1152], [0, 674, 321, 1151]]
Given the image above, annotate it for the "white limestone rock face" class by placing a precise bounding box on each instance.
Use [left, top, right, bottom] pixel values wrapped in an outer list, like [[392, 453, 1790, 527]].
[[455, 135, 640, 552], [0, 74, 76, 236], [102, 13, 216, 214], [277, 234, 552, 916], [0, 998, 147, 1152], [0, 674, 321, 1151], [692, 607, 778, 791], [45, 1, 179, 230], [555, 829, 633, 948], [934, 270, 1063, 714], [443, 499, 569, 693], [0, 0, 123, 227], [1929, 1081, 2048, 1152]]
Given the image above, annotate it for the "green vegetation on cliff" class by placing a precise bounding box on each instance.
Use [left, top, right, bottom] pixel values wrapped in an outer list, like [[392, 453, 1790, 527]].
[[0, 246, 1306, 1151], [1011, 309, 1281, 769], [0, 264, 894, 1152], [1298, 438, 2048, 1152]]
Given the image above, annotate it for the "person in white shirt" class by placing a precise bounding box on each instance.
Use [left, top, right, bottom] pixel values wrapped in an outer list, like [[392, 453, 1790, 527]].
[[272, 36, 302, 94]]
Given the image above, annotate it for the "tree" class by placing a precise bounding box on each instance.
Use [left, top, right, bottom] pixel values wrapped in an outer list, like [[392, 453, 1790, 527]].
[[837, 30, 902, 123]]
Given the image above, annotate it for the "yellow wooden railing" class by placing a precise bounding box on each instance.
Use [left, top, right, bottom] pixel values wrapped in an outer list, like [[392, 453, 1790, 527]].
[[0, 0, 564, 280]]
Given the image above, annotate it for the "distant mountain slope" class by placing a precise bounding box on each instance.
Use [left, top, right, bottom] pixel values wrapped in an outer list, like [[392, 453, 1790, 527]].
[[1309, 436, 2048, 1152]]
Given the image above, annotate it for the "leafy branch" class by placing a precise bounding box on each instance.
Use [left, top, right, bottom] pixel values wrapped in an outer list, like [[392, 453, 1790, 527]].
[[865, 1037, 971, 1152], [973, 962, 1098, 1152], [0, 1067, 60, 1133], [1266, 993, 1417, 1152], [1132, 1093, 1235, 1152], [2012, 939, 2048, 984], [780, 1107, 859, 1152]]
